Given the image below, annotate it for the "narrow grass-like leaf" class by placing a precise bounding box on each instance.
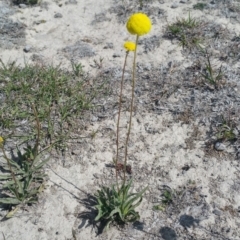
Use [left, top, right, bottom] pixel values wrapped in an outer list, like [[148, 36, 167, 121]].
[[0, 198, 21, 205]]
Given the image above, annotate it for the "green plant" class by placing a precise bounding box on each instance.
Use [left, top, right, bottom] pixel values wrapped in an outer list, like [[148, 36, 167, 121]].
[[94, 13, 151, 230], [0, 106, 48, 217], [0, 59, 106, 151], [0, 146, 48, 205], [178, 12, 199, 28], [193, 3, 207, 11], [94, 180, 147, 230], [161, 189, 173, 205], [200, 53, 224, 87], [71, 62, 84, 77], [153, 189, 174, 211], [166, 13, 203, 49], [93, 57, 104, 69], [217, 115, 237, 141]]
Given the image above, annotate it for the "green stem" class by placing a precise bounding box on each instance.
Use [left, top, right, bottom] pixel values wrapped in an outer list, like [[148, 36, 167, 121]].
[[116, 51, 129, 190], [123, 35, 139, 185]]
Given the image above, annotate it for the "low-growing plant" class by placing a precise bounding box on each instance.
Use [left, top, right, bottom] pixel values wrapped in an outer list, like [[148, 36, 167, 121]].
[[217, 115, 238, 141], [193, 3, 207, 11], [0, 105, 48, 217], [153, 188, 174, 211], [95, 180, 147, 229], [200, 52, 224, 88], [161, 189, 173, 205], [94, 13, 151, 230], [166, 12, 203, 50], [71, 61, 84, 77], [0, 59, 106, 152]]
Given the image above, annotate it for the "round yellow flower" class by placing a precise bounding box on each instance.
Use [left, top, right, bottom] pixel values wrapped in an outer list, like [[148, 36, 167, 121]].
[[124, 42, 136, 51], [0, 136, 4, 144], [126, 13, 152, 36]]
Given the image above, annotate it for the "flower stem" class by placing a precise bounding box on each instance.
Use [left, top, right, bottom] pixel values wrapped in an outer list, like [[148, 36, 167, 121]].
[[123, 35, 139, 185], [116, 51, 129, 190]]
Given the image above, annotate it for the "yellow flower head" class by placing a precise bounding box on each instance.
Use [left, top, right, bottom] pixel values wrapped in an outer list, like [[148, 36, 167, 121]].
[[0, 136, 4, 144], [126, 13, 152, 36], [124, 41, 136, 51]]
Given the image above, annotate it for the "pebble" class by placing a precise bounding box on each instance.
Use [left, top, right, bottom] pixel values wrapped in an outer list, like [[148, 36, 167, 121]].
[[91, 116, 98, 122], [54, 13, 63, 18], [19, 4, 27, 9], [215, 142, 226, 151], [171, 3, 179, 8], [213, 209, 222, 216], [23, 45, 32, 53], [180, 0, 188, 3], [72, 149, 81, 155]]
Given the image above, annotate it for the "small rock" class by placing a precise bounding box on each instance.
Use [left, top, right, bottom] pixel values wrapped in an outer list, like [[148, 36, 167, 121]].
[[72, 150, 81, 155], [23, 45, 32, 53], [91, 116, 98, 122], [215, 142, 226, 151], [171, 3, 179, 8], [213, 209, 222, 216], [54, 13, 63, 18], [19, 4, 27, 8], [112, 53, 120, 58], [180, 0, 187, 3]]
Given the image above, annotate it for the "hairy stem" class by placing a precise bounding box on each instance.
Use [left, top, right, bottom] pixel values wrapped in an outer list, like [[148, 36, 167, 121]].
[[116, 51, 129, 190], [123, 35, 139, 184]]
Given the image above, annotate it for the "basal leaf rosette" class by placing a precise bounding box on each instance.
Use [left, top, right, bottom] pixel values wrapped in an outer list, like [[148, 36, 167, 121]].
[[124, 42, 136, 51], [126, 13, 152, 36]]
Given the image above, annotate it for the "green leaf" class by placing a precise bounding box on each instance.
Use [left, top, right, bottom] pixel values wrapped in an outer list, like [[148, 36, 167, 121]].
[[0, 197, 21, 205], [109, 207, 121, 218], [3, 180, 18, 189], [16, 179, 24, 195], [94, 205, 103, 221], [33, 157, 50, 170], [0, 174, 12, 180], [123, 186, 148, 213]]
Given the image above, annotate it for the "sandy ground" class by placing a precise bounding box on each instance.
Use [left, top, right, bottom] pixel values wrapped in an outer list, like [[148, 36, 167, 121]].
[[0, 0, 240, 239]]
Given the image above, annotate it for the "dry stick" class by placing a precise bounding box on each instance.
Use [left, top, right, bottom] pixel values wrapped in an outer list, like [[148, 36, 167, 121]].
[[123, 35, 139, 185], [32, 104, 40, 158], [116, 51, 129, 190]]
